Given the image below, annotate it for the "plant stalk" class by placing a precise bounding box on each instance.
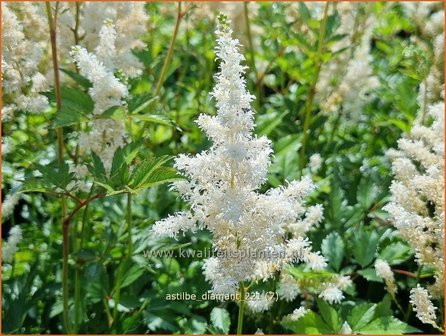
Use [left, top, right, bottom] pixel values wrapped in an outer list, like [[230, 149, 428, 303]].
[[154, 2, 183, 97], [237, 282, 246, 335], [112, 192, 133, 329], [243, 2, 261, 110], [299, 2, 330, 172], [73, 186, 94, 333], [46, 3, 72, 333]]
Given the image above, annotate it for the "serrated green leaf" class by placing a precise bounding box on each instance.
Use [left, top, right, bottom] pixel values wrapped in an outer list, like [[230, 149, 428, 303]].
[[357, 268, 383, 283], [60, 68, 91, 88], [325, 12, 341, 39], [129, 96, 159, 115], [48, 86, 94, 128], [358, 317, 421, 334], [326, 178, 346, 228], [375, 294, 392, 318], [347, 303, 376, 331], [120, 264, 145, 289], [109, 147, 128, 188], [97, 106, 126, 120], [378, 241, 413, 265], [257, 111, 289, 136], [35, 160, 73, 190], [298, 2, 312, 24], [321, 232, 344, 271], [357, 177, 378, 210], [52, 108, 89, 127], [317, 299, 342, 333], [133, 114, 173, 126], [89, 152, 107, 182], [129, 156, 172, 189], [210, 307, 230, 334], [134, 166, 182, 191], [352, 228, 379, 268], [282, 311, 332, 334]]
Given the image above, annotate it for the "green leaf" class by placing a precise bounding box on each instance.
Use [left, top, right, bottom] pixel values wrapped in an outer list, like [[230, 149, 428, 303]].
[[120, 264, 145, 289], [60, 68, 91, 88], [282, 311, 332, 334], [317, 299, 342, 333], [52, 107, 89, 127], [358, 317, 421, 334], [35, 160, 74, 190], [325, 12, 341, 39], [321, 232, 344, 271], [256, 111, 289, 136], [97, 106, 126, 120], [375, 294, 392, 318], [378, 241, 413, 265], [210, 307, 230, 334], [129, 96, 159, 115], [352, 228, 379, 268], [133, 113, 173, 126], [49, 86, 94, 128], [357, 176, 378, 210], [130, 156, 174, 189], [298, 2, 312, 24], [109, 147, 128, 188], [89, 152, 107, 183], [357, 268, 384, 283], [326, 178, 346, 228], [347, 303, 376, 331], [134, 166, 182, 190]]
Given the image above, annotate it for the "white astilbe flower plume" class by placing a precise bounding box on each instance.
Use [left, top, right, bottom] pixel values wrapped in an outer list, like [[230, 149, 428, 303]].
[[152, 15, 326, 297], [2, 226, 23, 263], [246, 291, 274, 313], [410, 285, 441, 330], [56, 2, 147, 77], [374, 259, 397, 295], [70, 21, 128, 174], [384, 100, 444, 328], [1, 3, 49, 120]]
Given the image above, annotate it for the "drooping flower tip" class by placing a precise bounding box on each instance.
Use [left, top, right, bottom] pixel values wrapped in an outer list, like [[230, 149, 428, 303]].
[[410, 285, 439, 329], [289, 307, 308, 321]]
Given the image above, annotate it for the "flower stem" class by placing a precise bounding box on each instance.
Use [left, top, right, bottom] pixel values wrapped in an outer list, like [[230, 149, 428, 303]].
[[45, 3, 72, 334], [112, 192, 133, 330], [237, 282, 246, 335], [243, 2, 261, 111], [299, 2, 330, 173], [73, 186, 94, 333], [154, 2, 183, 97]]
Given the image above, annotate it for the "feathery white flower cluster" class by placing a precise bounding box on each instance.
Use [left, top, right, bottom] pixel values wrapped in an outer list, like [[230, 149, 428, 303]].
[[2, 192, 21, 220], [277, 273, 300, 302], [2, 226, 23, 264], [71, 21, 129, 174], [308, 153, 323, 172], [289, 307, 308, 321], [153, 16, 326, 298], [246, 291, 274, 313], [278, 267, 351, 306], [1, 3, 49, 121], [374, 259, 397, 295], [317, 3, 378, 116], [410, 285, 440, 330], [58, 2, 147, 77], [402, 3, 444, 114], [384, 99, 444, 326]]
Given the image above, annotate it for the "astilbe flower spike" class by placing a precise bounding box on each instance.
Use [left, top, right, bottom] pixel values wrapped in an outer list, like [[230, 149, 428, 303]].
[[152, 14, 326, 296], [384, 99, 444, 329]]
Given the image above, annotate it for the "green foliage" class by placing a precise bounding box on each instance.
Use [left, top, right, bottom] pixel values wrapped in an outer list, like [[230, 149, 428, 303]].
[[2, 2, 442, 335]]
